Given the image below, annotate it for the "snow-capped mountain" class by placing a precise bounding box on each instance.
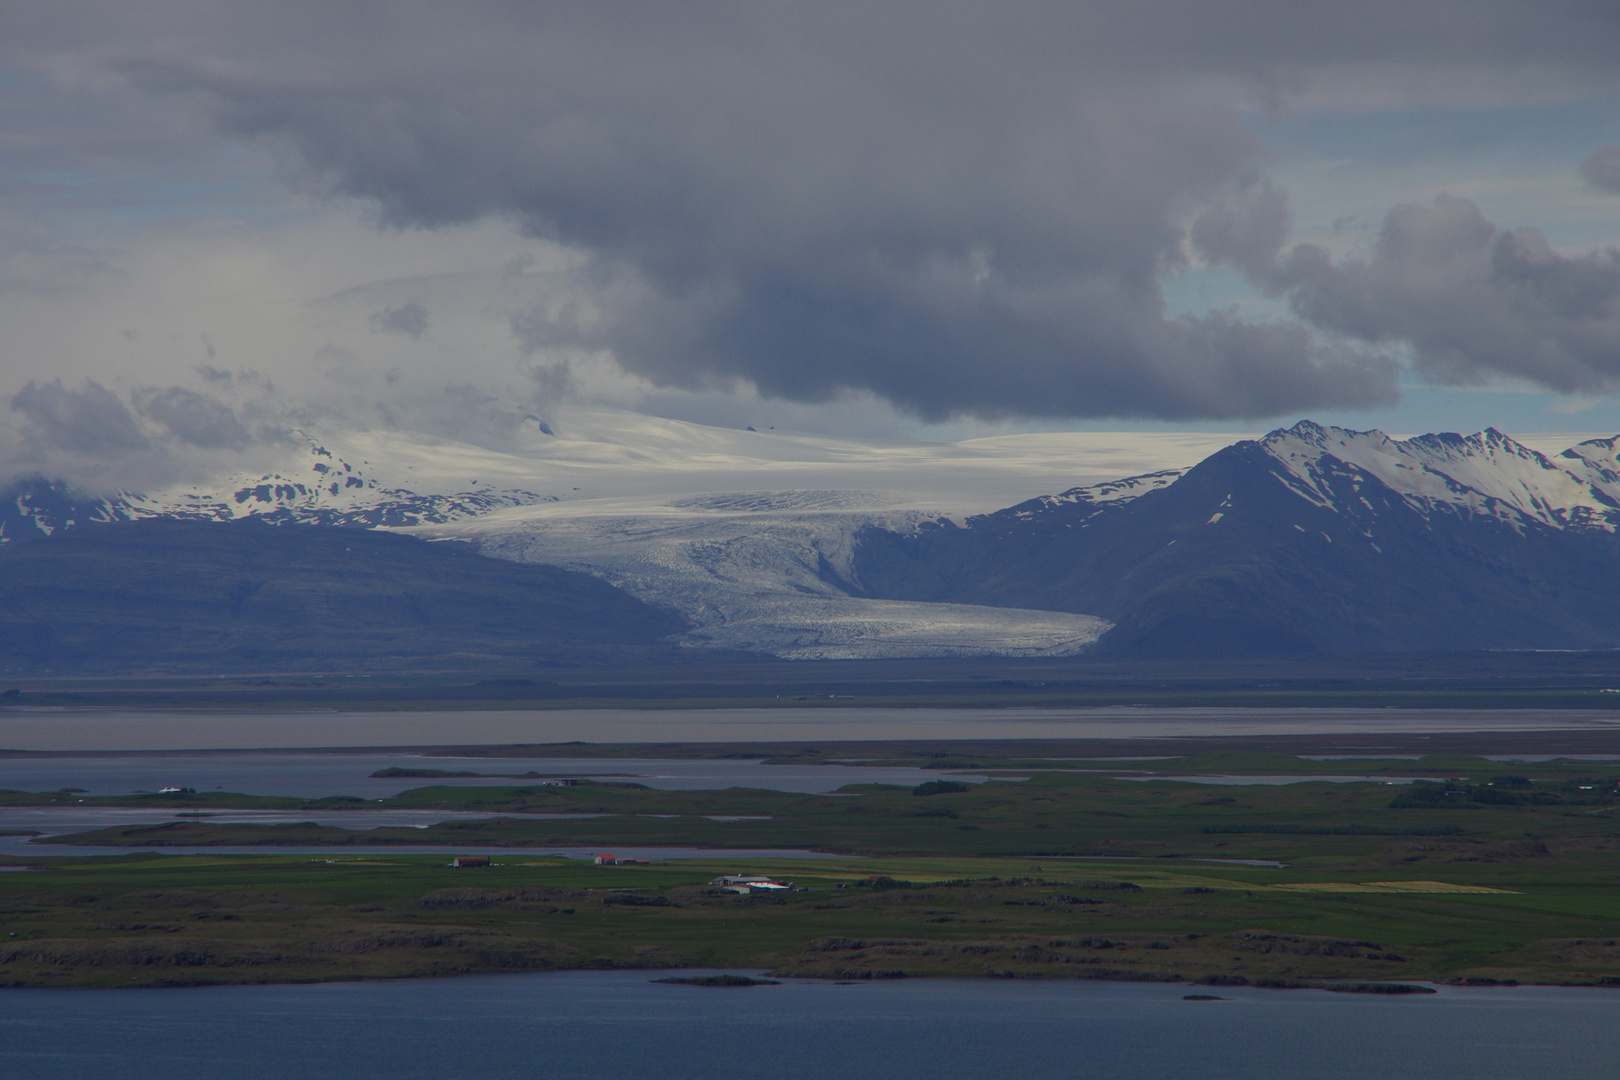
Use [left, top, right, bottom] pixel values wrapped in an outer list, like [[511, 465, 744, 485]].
[[851, 421, 1620, 657], [1262, 421, 1620, 532], [1, 410, 1229, 659], [987, 421, 1620, 536], [0, 431, 553, 544], [0, 410, 1241, 544], [13, 412, 1620, 660]]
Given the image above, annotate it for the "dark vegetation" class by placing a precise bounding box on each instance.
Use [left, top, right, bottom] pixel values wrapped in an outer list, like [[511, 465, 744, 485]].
[[1, 832, 1617, 989], [0, 518, 690, 673], [4, 744, 1620, 988], [913, 781, 971, 796]]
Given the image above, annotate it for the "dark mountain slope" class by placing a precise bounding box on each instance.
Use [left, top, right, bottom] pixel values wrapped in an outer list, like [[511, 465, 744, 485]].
[[0, 519, 688, 674], [852, 441, 1620, 657]]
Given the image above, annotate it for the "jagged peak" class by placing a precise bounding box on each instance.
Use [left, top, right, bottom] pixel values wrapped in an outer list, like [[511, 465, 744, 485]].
[[1245, 420, 1620, 532], [1265, 421, 1549, 461], [1267, 419, 1391, 445]]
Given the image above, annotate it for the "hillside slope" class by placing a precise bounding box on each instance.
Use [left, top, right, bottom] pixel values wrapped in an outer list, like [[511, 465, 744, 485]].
[[0, 519, 690, 674]]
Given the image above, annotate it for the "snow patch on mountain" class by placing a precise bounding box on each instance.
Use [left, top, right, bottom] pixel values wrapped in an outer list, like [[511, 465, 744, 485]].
[[1260, 421, 1620, 531], [0, 430, 559, 544], [1011, 469, 1186, 519]]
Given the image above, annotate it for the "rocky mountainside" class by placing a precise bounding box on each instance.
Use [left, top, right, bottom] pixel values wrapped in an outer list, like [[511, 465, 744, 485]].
[[850, 422, 1620, 657]]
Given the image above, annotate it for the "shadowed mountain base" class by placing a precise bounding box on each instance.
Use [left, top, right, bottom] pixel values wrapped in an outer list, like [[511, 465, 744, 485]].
[[0, 519, 693, 674]]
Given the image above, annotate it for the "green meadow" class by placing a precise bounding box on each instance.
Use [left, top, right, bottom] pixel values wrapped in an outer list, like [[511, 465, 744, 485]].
[[3, 751, 1620, 988]]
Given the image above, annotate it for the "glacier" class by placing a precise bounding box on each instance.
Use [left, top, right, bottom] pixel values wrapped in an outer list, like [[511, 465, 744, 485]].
[[2, 410, 1233, 659], [7, 410, 1619, 660]]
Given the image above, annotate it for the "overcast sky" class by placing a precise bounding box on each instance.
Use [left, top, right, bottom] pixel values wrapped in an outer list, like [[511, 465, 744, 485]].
[[3, 1, 1620, 489]]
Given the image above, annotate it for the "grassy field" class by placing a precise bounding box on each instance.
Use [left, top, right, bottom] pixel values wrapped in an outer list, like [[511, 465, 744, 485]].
[[4, 750, 1620, 989]]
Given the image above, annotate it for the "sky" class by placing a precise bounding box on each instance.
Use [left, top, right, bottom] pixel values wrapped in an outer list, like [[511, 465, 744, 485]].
[[2, 1, 1620, 492]]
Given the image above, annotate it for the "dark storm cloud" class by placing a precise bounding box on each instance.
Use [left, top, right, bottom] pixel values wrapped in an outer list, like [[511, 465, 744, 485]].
[[135, 386, 253, 449], [1189, 181, 1293, 284], [1198, 193, 1620, 391], [9, 380, 151, 455], [1582, 147, 1620, 194], [369, 301, 429, 338], [6, 2, 1620, 419]]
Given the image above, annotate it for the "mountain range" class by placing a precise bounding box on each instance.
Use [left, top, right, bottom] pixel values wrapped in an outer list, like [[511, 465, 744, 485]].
[[0, 413, 1208, 661], [851, 421, 1620, 656], [6, 415, 1620, 667]]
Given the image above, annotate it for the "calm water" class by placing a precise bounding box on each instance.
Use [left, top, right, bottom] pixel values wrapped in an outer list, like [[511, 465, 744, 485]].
[[2, 971, 1615, 1079]]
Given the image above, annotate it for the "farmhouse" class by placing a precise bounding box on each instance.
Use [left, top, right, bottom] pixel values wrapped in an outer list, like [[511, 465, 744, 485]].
[[451, 855, 491, 868]]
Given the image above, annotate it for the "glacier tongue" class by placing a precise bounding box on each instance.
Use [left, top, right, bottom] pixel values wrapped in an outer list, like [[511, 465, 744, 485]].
[[4, 410, 1233, 658], [428, 497, 1112, 659]]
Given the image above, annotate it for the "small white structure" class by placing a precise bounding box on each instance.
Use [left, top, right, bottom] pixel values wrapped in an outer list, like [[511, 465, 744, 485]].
[[711, 874, 790, 894]]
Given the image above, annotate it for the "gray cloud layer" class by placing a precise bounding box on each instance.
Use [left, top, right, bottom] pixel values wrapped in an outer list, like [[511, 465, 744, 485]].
[[3, 2, 1620, 431], [5, 379, 267, 491], [11, 380, 150, 456], [1583, 147, 1620, 194], [134, 386, 254, 450], [370, 301, 429, 338], [1196, 191, 1620, 392]]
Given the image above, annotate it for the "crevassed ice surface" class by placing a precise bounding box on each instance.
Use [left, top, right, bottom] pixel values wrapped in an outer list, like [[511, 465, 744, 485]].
[[437, 494, 1111, 658]]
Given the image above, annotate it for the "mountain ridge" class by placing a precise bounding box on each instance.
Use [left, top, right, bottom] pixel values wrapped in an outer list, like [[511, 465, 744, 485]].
[[849, 421, 1620, 657], [11, 416, 1620, 661]]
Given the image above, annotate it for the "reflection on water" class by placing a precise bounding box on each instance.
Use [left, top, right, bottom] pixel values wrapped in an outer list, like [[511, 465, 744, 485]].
[[1, 970, 1616, 1080]]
